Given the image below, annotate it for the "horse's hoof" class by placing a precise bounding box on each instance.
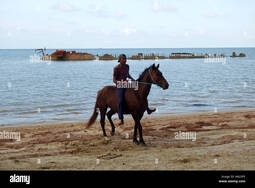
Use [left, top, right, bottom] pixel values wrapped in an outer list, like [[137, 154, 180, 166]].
[[139, 141, 147, 147], [104, 136, 110, 141], [133, 139, 139, 145], [110, 131, 115, 136]]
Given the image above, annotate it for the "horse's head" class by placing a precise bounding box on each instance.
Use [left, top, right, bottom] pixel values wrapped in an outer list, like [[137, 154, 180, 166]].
[[149, 64, 169, 90]]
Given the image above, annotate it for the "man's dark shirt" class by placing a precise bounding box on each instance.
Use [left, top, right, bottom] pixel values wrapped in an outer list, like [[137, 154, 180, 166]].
[[113, 64, 130, 82]]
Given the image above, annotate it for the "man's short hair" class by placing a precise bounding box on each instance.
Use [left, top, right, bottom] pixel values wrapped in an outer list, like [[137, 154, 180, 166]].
[[118, 54, 127, 62]]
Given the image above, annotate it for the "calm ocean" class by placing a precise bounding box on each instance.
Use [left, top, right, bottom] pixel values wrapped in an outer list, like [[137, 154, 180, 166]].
[[0, 48, 255, 126]]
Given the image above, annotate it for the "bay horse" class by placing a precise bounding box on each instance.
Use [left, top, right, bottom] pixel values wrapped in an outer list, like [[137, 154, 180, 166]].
[[87, 64, 169, 146]]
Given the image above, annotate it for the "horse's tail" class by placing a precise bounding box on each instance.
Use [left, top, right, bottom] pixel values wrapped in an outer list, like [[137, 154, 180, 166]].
[[87, 102, 98, 128], [86, 91, 100, 128]]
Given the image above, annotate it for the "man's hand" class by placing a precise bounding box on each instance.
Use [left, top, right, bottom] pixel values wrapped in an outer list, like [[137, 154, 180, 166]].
[[128, 73, 135, 81], [117, 80, 128, 85]]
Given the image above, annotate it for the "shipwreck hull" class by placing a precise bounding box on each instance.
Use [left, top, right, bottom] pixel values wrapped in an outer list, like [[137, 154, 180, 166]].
[[41, 50, 246, 61]]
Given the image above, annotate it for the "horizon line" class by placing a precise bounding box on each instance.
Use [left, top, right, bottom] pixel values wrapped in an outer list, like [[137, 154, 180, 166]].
[[0, 46, 254, 50]]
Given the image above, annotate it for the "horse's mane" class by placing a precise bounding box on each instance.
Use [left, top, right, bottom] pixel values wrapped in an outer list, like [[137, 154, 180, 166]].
[[137, 65, 153, 81]]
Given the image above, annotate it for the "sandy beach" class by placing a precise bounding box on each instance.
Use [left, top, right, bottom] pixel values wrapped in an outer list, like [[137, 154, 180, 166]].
[[0, 109, 254, 170]]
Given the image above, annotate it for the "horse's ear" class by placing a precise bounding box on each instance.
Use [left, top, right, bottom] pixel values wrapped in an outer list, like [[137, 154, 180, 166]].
[[156, 64, 159, 69], [152, 64, 155, 69]]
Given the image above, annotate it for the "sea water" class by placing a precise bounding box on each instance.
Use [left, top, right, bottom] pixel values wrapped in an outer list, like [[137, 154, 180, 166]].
[[0, 48, 255, 125]]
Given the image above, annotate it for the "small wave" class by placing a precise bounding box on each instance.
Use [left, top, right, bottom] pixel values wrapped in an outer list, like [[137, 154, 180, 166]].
[[208, 89, 218, 94], [57, 111, 82, 115], [71, 112, 82, 114], [190, 93, 211, 98], [56, 113, 69, 116], [17, 110, 51, 115], [37, 103, 87, 110], [18, 111, 38, 115], [0, 109, 14, 113], [189, 99, 202, 103], [222, 99, 243, 104], [41, 104, 72, 108], [65, 108, 86, 112], [191, 103, 211, 107], [52, 118, 69, 121], [160, 98, 169, 101], [150, 102, 164, 106], [232, 105, 251, 108]]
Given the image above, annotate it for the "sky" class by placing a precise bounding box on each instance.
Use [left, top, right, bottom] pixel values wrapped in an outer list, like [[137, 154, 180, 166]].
[[0, 0, 254, 48]]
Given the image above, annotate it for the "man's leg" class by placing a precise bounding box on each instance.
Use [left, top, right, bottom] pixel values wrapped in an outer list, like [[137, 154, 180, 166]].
[[117, 88, 125, 124]]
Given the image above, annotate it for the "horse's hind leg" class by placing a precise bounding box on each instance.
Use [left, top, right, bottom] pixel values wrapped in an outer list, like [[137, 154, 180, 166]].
[[107, 109, 116, 136], [100, 108, 107, 137]]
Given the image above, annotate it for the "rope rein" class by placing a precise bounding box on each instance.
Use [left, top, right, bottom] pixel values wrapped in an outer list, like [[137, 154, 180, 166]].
[[137, 68, 157, 85]]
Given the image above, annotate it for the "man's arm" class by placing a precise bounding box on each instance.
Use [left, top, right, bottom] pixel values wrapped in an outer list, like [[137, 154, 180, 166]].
[[126, 65, 135, 81], [128, 73, 135, 81], [113, 67, 118, 84]]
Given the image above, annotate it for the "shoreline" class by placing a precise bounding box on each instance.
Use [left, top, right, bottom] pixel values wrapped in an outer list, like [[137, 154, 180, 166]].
[[0, 109, 254, 170], [1, 108, 254, 128]]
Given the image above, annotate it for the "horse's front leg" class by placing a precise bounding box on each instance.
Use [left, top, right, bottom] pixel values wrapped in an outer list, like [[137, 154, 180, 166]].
[[131, 113, 139, 145], [132, 113, 146, 146], [133, 123, 139, 145], [137, 120, 146, 146]]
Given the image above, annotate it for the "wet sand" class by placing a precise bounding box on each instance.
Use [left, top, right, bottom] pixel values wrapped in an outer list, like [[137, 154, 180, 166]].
[[0, 109, 254, 170]]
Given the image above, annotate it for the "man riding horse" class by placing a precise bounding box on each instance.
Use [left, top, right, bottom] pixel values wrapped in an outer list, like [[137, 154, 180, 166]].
[[113, 54, 156, 125], [87, 55, 169, 146]]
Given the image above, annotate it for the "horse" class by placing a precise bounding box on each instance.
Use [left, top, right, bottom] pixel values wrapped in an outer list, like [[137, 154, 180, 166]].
[[87, 63, 169, 146]]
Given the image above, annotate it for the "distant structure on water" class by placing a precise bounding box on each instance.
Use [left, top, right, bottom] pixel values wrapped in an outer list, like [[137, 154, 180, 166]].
[[230, 52, 246, 57], [37, 49, 246, 61]]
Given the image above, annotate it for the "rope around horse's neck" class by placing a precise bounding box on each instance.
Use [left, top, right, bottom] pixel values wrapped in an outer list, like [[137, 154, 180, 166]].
[[137, 68, 157, 85], [138, 81, 152, 85]]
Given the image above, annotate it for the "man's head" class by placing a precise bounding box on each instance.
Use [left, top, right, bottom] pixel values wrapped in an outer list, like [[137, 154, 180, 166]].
[[118, 54, 127, 65]]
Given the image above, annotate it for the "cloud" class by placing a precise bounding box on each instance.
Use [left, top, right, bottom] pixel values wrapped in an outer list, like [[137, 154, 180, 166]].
[[152, 0, 178, 13], [115, 12, 127, 19], [53, 2, 80, 12], [53, 2, 127, 19], [167, 28, 208, 39], [88, 5, 108, 17], [121, 28, 137, 36], [34, 5, 41, 12], [87, 4, 127, 19], [7, 31, 12, 37], [66, 31, 71, 38], [100, 29, 112, 36], [152, 1, 160, 11], [184, 31, 189, 38], [204, 11, 230, 18], [198, 29, 208, 36]]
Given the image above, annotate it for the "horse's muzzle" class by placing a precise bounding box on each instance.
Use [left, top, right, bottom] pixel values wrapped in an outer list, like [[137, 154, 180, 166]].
[[163, 82, 169, 90]]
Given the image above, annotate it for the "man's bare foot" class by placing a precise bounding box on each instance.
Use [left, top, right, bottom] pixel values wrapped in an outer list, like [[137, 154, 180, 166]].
[[118, 119, 124, 125], [147, 108, 156, 115]]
